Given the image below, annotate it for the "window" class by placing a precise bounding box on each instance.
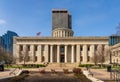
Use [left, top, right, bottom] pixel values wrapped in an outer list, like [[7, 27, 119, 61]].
[[87, 56, 90, 62], [80, 56, 83, 61], [80, 46, 83, 51], [35, 56, 37, 62], [42, 45, 45, 51], [95, 45, 97, 50], [102, 45, 104, 51], [87, 46, 90, 51], [20, 45, 23, 51], [42, 56, 45, 62], [27, 45, 30, 51], [60, 46, 64, 52], [34, 45, 38, 51]]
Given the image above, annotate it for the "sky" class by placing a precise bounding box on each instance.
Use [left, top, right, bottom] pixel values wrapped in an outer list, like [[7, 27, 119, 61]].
[[0, 0, 120, 36]]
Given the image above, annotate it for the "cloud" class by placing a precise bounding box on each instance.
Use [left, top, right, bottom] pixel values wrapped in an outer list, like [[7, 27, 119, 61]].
[[0, 19, 6, 25]]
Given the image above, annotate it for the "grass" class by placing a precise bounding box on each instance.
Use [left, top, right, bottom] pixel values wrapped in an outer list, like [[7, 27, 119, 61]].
[[4, 64, 45, 68]]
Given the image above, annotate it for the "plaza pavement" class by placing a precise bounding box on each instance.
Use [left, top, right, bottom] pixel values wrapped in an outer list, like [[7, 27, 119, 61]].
[[0, 68, 22, 80], [0, 67, 112, 82], [0, 69, 15, 80]]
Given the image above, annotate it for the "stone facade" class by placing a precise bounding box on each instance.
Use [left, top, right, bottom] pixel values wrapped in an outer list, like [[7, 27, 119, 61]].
[[111, 43, 120, 64], [13, 37, 109, 64], [13, 9, 109, 64]]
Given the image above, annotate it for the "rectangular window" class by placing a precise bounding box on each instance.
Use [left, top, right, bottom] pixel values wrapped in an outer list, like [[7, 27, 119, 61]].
[[80, 56, 83, 62], [87, 46, 90, 51], [42, 45, 45, 51], [102, 45, 104, 51], [27, 45, 30, 51], [20, 45, 23, 51], [60, 46, 64, 52], [35, 56, 37, 62], [34, 45, 38, 51], [87, 56, 90, 62], [95, 45, 97, 50], [80, 46, 83, 51]]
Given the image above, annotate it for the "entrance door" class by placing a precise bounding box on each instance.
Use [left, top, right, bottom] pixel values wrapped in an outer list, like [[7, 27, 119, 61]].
[[60, 55, 64, 62]]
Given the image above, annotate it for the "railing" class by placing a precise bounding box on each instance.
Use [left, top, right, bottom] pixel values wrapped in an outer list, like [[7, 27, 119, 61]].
[[110, 69, 120, 82], [9, 68, 19, 75]]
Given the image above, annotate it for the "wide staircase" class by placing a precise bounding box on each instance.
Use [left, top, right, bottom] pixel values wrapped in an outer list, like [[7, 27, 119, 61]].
[[45, 63, 79, 70]]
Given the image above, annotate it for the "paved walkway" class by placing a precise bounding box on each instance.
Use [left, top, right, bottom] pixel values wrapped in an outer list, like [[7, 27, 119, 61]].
[[0, 69, 14, 80], [0, 68, 22, 80], [91, 69, 111, 81], [82, 68, 112, 81], [83, 70, 104, 82]]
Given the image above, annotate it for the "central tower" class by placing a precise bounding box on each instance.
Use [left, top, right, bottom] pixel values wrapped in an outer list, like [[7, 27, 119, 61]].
[[52, 9, 74, 37]]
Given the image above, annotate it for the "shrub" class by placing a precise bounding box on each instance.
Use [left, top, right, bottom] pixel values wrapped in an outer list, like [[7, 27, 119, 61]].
[[51, 69, 57, 73], [63, 69, 69, 74], [5, 64, 46, 68], [39, 69, 45, 74], [73, 68, 82, 74], [79, 64, 94, 67], [27, 64, 45, 68]]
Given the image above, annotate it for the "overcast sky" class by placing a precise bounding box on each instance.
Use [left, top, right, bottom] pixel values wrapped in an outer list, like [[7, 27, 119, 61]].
[[0, 0, 120, 36]]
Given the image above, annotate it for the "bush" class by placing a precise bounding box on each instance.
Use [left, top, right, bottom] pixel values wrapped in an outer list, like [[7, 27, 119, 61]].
[[79, 64, 94, 67], [39, 69, 45, 74], [73, 68, 82, 74], [22, 64, 45, 68], [63, 69, 69, 74], [5, 64, 45, 68]]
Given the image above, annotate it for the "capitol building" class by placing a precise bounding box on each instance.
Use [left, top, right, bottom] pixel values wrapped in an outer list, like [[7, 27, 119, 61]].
[[13, 9, 109, 65]]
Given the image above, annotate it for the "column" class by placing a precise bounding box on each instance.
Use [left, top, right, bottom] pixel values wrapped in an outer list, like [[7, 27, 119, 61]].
[[71, 45, 75, 63], [76, 44, 80, 63], [63, 31, 65, 37], [30, 45, 35, 62], [23, 45, 26, 58], [37, 45, 42, 63], [50, 45, 53, 63], [83, 45, 87, 63], [16, 44, 20, 62], [90, 45, 95, 62], [57, 45, 60, 63], [65, 45, 68, 63], [45, 45, 49, 62]]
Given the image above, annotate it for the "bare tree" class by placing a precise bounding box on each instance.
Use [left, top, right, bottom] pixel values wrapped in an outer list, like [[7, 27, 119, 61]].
[[91, 45, 110, 66], [91, 52, 99, 65], [19, 49, 29, 65], [104, 47, 112, 64], [0, 46, 15, 64]]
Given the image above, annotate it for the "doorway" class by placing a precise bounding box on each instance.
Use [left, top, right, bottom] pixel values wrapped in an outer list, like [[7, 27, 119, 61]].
[[60, 54, 64, 62]]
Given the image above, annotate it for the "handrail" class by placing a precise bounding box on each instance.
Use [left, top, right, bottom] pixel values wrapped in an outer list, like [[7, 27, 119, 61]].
[[9, 68, 18, 75]]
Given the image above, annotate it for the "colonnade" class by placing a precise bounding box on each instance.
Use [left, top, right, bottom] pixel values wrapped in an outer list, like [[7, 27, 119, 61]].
[[16, 44, 108, 64]]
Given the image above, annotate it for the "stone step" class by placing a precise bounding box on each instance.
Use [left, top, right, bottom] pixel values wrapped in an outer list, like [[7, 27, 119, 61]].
[[47, 63, 79, 68]]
